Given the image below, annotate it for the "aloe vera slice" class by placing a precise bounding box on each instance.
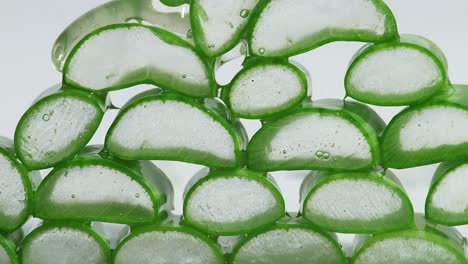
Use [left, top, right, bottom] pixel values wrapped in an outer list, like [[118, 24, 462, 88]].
[[0, 234, 18, 264], [224, 61, 308, 119], [425, 160, 468, 225], [106, 89, 246, 168], [247, 99, 384, 171], [52, 0, 191, 71], [14, 85, 105, 170], [183, 169, 285, 235], [301, 170, 413, 234], [248, 0, 397, 58], [191, 0, 260, 57], [34, 146, 173, 224], [0, 138, 33, 232], [351, 215, 467, 264], [63, 24, 215, 97], [231, 216, 345, 264], [382, 85, 468, 168], [114, 215, 224, 264], [19, 222, 110, 264], [345, 35, 448, 106]]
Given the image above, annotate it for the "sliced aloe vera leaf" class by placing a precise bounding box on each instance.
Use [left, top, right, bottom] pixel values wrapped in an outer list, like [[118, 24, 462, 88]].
[[19, 222, 110, 264], [183, 169, 285, 235], [14, 85, 105, 170], [34, 147, 173, 224], [114, 215, 224, 264], [300, 170, 413, 234], [247, 99, 384, 172], [223, 61, 308, 119], [0, 137, 33, 232], [52, 0, 191, 71], [231, 216, 345, 264], [351, 215, 467, 264], [425, 159, 468, 225], [0, 234, 19, 264], [191, 0, 260, 57], [345, 35, 448, 106], [382, 85, 468, 168], [63, 24, 215, 97], [248, 0, 398, 58], [106, 89, 246, 168]]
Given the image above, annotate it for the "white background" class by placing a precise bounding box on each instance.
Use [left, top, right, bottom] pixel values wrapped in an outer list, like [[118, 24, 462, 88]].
[[1, 0, 468, 251]]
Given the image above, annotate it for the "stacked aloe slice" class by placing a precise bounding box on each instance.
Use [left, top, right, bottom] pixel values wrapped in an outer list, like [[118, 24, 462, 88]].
[[2, 0, 468, 263]]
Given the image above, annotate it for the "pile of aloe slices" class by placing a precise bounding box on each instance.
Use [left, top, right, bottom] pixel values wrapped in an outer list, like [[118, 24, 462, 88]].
[[2, 0, 468, 263]]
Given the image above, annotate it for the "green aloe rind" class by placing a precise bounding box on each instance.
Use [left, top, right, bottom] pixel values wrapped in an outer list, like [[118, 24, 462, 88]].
[[0, 137, 34, 233], [248, 0, 398, 58], [247, 99, 385, 172], [345, 34, 449, 106], [426, 159, 468, 225], [113, 215, 224, 264], [106, 89, 247, 168], [34, 146, 173, 224], [382, 84, 468, 169], [52, 0, 192, 71], [183, 169, 285, 236], [351, 215, 468, 264], [230, 216, 346, 264], [63, 24, 216, 98], [191, 0, 261, 57], [300, 170, 414, 234], [223, 61, 308, 119], [14, 85, 106, 170], [19, 222, 111, 264], [0, 233, 19, 264]]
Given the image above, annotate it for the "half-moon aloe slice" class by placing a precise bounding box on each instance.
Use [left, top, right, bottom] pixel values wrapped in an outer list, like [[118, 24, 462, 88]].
[[63, 24, 215, 97], [0, 234, 19, 264], [52, 0, 191, 71], [301, 170, 413, 234], [0, 137, 33, 232], [247, 99, 384, 172], [382, 85, 468, 168], [19, 222, 110, 264], [426, 160, 468, 225], [224, 61, 308, 119], [106, 89, 246, 168], [183, 169, 285, 235], [351, 215, 467, 264], [231, 216, 345, 264], [345, 35, 448, 106], [34, 147, 173, 224], [191, 0, 260, 57], [14, 85, 105, 170], [248, 0, 397, 58], [114, 216, 224, 264]]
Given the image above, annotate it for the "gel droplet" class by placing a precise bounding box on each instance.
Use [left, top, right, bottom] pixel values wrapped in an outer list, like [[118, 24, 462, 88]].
[[316, 151, 323, 158], [135, 193, 140, 198], [323, 152, 330, 159], [186, 29, 193, 39], [208, 44, 216, 49], [258, 48, 266, 54], [282, 150, 287, 154], [71, 194, 76, 199], [240, 9, 250, 18], [42, 114, 50, 121], [182, 74, 187, 78]]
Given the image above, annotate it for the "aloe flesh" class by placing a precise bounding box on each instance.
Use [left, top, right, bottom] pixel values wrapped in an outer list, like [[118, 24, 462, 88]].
[[14, 85, 105, 170], [34, 146, 173, 224], [426, 160, 468, 225], [351, 215, 468, 264], [183, 169, 285, 235], [113, 215, 224, 264], [63, 24, 215, 97], [247, 99, 384, 172], [106, 89, 246, 168], [301, 170, 414, 234], [382, 85, 468, 168], [19, 222, 111, 264], [345, 34, 449, 106], [231, 216, 346, 264]]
